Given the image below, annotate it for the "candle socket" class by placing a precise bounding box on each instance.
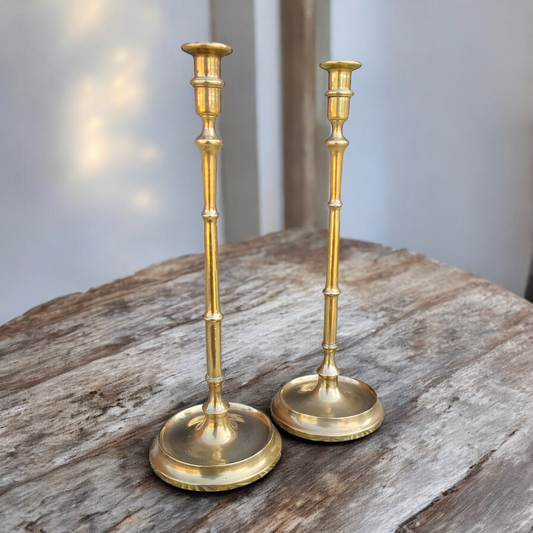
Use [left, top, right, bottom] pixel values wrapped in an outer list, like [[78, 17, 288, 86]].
[[149, 42, 281, 491], [270, 60, 384, 441]]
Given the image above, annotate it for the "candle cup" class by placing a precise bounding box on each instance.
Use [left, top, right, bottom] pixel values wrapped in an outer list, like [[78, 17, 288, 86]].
[[149, 42, 281, 491], [271, 60, 384, 442]]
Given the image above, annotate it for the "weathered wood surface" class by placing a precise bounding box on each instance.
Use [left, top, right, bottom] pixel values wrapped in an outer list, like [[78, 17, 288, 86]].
[[1, 229, 533, 533]]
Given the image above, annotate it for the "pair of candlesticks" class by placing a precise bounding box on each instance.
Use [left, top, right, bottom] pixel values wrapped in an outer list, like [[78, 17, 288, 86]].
[[148, 42, 384, 491]]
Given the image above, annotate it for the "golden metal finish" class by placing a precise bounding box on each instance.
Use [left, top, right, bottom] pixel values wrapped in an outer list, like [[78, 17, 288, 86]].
[[149, 42, 281, 491], [271, 60, 384, 442]]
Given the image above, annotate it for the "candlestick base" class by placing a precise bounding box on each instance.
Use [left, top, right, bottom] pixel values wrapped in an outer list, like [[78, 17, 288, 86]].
[[149, 403, 282, 491], [271, 375, 384, 442]]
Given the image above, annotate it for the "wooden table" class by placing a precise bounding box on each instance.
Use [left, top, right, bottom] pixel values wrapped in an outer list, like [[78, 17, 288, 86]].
[[2, 229, 533, 532]]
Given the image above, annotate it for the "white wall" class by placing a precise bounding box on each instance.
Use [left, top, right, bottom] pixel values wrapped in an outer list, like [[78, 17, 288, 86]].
[[255, 0, 284, 234], [332, 0, 533, 294], [0, 0, 211, 324]]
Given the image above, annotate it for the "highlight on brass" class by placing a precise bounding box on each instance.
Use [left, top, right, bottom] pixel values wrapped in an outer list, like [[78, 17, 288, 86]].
[[149, 42, 281, 491], [270, 60, 384, 442]]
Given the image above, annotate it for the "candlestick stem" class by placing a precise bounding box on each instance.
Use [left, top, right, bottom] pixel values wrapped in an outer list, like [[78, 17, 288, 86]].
[[192, 51, 228, 422], [317, 62, 354, 391]]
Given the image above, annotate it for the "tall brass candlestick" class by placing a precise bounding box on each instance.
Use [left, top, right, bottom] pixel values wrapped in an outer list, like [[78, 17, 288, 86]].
[[271, 60, 384, 441], [149, 42, 281, 491]]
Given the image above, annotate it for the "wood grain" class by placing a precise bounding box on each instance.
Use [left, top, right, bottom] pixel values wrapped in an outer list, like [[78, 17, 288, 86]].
[[1, 229, 533, 532]]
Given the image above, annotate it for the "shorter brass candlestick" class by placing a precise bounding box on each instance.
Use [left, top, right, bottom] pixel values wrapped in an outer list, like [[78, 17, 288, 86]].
[[149, 42, 281, 491], [271, 60, 384, 442]]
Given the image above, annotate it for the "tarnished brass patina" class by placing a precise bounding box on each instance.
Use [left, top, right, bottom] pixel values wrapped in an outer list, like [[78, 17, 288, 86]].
[[149, 42, 281, 491], [271, 60, 384, 441]]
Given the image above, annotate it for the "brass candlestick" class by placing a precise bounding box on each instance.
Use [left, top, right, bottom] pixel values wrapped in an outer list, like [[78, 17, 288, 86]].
[[271, 60, 384, 441], [149, 42, 281, 491]]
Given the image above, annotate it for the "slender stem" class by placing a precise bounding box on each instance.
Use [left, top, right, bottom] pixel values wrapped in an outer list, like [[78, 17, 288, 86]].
[[318, 121, 347, 381], [182, 43, 233, 421], [198, 116, 223, 381], [317, 61, 360, 385], [196, 115, 228, 417]]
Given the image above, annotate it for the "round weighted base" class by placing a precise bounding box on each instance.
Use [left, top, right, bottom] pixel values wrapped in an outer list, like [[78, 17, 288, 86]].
[[271, 375, 384, 442], [149, 403, 282, 491]]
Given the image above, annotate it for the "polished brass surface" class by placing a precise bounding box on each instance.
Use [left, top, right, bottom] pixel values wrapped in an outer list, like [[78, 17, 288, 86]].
[[150, 403, 282, 491], [271, 60, 384, 442], [149, 42, 281, 491]]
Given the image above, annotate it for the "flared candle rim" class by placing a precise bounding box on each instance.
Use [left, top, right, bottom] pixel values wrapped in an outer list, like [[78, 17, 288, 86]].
[[320, 60, 362, 71], [182, 42, 233, 57]]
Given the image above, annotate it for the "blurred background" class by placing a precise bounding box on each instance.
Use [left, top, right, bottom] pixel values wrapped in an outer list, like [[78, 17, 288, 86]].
[[1, 0, 533, 324]]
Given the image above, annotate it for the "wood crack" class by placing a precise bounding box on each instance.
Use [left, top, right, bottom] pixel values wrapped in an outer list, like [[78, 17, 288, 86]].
[[395, 428, 520, 532], [0, 405, 187, 498], [343, 279, 483, 353]]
